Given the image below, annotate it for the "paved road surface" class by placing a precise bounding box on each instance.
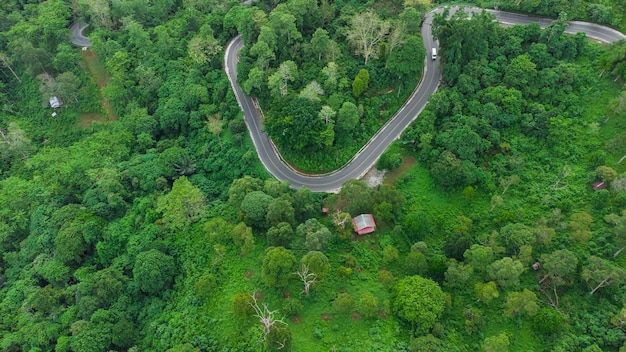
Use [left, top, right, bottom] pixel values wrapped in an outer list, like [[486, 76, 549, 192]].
[[225, 7, 625, 192], [70, 23, 92, 47]]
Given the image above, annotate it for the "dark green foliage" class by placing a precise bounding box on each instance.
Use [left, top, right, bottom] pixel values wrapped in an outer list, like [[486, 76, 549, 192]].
[[378, 144, 403, 171], [533, 308, 563, 335], [301, 251, 331, 278], [267, 222, 295, 247], [1, 1, 626, 351], [295, 218, 332, 251], [133, 249, 176, 295], [282, 298, 303, 316], [268, 327, 292, 351], [232, 293, 254, 319], [195, 273, 218, 299], [241, 190, 274, 226], [262, 246, 297, 288]]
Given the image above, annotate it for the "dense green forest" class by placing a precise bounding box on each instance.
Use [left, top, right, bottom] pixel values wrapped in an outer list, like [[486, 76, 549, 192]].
[[0, 0, 626, 351]]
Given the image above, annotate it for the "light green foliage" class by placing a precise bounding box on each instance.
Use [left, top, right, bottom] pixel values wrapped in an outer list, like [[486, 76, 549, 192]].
[[205, 217, 234, 244], [444, 259, 473, 288], [156, 176, 206, 232], [266, 197, 296, 228], [301, 251, 330, 278], [346, 11, 390, 64], [582, 256, 626, 295], [133, 249, 176, 295], [540, 249, 578, 287], [569, 212, 593, 242], [410, 334, 442, 352], [483, 333, 510, 352], [358, 292, 379, 318], [262, 246, 297, 288], [232, 293, 254, 319], [378, 269, 395, 288], [333, 292, 355, 314], [392, 275, 445, 333], [228, 176, 264, 206], [474, 281, 500, 304], [188, 32, 221, 65], [240, 190, 273, 226], [595, 165, 617, 182], [352, 69, 370, 97], [382, 245, 399, 264], [295, 218, 332, 251], [498, 223, 535, 255], [231, 222, 255, 256], [267, 222, 294, 247], [299, 81, 324, 101], [503, 289, 539, 318], [487, 257, 524, 290]]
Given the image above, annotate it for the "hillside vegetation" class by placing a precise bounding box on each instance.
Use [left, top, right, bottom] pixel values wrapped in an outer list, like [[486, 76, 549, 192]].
[[0, 0, 625, 351]]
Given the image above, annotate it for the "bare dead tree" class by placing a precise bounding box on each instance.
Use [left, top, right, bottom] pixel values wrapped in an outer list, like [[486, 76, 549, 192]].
[[537, 275, 560, 311], [500, 175, 520, 195], [0, 53, 21, 82], [293, 264, 318, 297], [553, 166, 571, 190], [0, 126, 29, 160], [332, 209, 351, 229], [250, 292, 287, 339]]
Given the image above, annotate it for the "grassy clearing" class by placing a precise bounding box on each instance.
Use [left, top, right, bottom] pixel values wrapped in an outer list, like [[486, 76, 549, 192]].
[[81, 49, 116, 120], [78, 112, 109, 128]]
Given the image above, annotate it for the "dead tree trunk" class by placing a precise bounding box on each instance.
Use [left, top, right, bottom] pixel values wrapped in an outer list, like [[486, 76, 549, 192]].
[[294, 264, 318, 297], [249, 292, 287, 338], [590, 278, 610, 295]]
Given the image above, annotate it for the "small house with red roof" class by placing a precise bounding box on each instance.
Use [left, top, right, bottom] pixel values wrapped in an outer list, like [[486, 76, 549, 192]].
[[352, 214, 376, 235]]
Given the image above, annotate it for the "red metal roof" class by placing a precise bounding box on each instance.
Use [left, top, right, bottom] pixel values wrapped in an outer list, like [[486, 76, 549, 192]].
[[352, 214, 376, 235]]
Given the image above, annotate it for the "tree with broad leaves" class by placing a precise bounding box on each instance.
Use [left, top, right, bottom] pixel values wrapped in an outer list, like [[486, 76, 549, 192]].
[[503, 289, 539, 318], [156, 176, 206, 232], [262, 246, 297, 288], [392, 275, 445, 333]]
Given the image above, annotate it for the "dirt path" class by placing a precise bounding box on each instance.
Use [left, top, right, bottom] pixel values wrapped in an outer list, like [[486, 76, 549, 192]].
[[81, 50, 117, 121]]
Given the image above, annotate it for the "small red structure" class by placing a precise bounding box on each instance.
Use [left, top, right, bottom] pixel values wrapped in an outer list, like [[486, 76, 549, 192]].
[[592, 181, 606, 191], [352, 214, 376, 235]]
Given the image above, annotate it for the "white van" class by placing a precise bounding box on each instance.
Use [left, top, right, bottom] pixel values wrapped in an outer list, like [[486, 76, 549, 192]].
[[431, 48, 437, 60]]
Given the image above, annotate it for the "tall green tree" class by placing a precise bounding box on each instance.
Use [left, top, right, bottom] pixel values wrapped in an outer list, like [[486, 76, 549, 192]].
[[262, 246, 297, 288], [392, 275, 445, 333], [156, 176, 207, 232], [133, 249, 176, 295]]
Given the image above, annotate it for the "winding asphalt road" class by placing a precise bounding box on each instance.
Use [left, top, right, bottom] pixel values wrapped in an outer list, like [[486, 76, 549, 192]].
[[225, 6, 625, 192], [70, 22, 92, 47], [72, 7, 625, 193]]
